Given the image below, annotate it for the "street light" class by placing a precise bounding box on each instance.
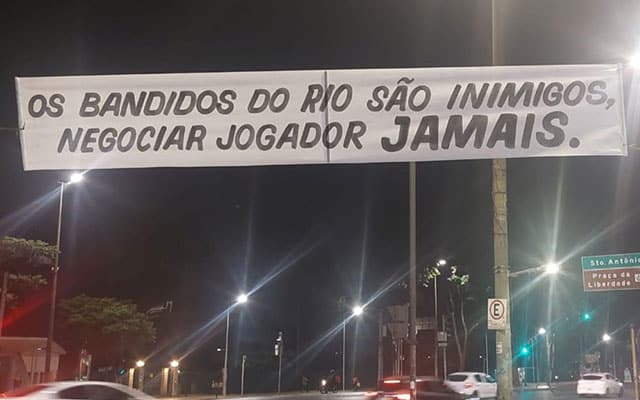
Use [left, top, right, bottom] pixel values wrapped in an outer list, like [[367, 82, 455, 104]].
[[236, 293, 248, 304], [543, 263, 560, 275], [136, 360, 145, 368], [432, 258, 448, 378], [223, 294, 249, 396], [170, 360, 179, 368], [342, 303, 364, 391], [602, 333, 616, 377], [538, 327, 547, 335], [69, 173, 84, 184], [603, 333, 612, 342], [45, 172, 85, 381]]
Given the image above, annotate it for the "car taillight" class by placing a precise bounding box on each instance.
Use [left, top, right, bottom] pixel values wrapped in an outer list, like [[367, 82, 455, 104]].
[[464, 382, 475, 389], [396, 394, 411, 400]]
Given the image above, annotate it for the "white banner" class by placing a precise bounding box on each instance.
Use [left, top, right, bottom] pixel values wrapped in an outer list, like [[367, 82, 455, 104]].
[[16, 64, 627, 170]]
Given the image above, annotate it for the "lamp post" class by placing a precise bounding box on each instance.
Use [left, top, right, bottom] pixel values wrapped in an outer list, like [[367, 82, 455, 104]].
[[342, 305, 364, 391], [433, 259, 447, 378], [603, 333, 616, 377], [45, 172, 84, 381], [223, 293, 248, 396], [169, 360, 179, 396], [136, 360, 145, 391]]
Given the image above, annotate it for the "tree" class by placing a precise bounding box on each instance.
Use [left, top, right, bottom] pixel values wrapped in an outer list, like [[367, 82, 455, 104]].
[[0, 236, 56, 334], [446, 266, 479, 370], [420, 264, 479, 370], [60, 295, 156, 372]]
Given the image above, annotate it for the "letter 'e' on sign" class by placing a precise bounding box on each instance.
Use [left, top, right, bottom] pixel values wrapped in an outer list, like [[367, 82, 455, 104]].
[[487, 298, 507, 330]]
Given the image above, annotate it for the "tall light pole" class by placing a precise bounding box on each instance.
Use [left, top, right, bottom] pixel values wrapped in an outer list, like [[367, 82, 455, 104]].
[[45, 172, 83, 381], [603, 333, 616, 377], [433, 258, 447, 378], [343, 305, 364, 391], [223, 293, 248, 397]]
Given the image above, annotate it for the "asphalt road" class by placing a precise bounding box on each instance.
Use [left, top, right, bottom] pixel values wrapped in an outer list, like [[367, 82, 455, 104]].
[[171, 383, 638, 400]]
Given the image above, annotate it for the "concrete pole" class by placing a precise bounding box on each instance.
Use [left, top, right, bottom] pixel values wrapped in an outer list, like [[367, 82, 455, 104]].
[[491, 0, 512, 399], [0, 270, 9, 336], [630, 325, 638, 400], [223, 310, 230, 396], [409, 162, 417, 400], [45, 181, 64, 381], [434, 277, 439, 377], [378, 311, 384, 382], [241, 355, 246, 396]]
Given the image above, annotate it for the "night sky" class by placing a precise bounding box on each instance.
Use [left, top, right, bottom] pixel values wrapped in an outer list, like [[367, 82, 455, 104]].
[[1, 0, 640, 391]]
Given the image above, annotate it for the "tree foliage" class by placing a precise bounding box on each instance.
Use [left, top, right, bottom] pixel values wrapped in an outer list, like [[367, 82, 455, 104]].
[[419, 263, 477, 370], [60, 295, 156, 366], [0, 236, 57, 269]]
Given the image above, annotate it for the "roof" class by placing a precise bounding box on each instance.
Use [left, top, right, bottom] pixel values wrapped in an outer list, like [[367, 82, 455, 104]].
[[0, 337, 66, 355]]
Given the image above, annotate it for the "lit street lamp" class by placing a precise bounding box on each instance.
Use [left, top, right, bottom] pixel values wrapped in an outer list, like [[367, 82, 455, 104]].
[[170, 360, 179, 368], [602, 333, 616, 377], [342, 304, 364, 391], [45, 172, 84, 381], [544, 263, 560, 275], [432, 258, 447, 378], [223, 293, 248, 396], [538, 327, 547, 336], [136, 360, 145, 391]]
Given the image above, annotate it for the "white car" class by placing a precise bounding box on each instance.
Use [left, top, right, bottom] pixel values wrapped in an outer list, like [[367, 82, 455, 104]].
[[1, 381, 155, 400], [445, 372, 497, 399], [577, 373, 623, 397]]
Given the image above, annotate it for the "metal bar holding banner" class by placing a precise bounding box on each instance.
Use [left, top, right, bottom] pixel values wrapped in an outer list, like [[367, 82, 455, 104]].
[[631, 325, 639, 400]]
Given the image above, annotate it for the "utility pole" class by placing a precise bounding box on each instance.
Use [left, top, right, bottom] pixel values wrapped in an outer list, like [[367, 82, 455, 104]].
[[223, 310, 230, 397], [276, 331, 283, 393], [442, 315, 447, 377], [408, 162, 417, 400], [378, 311, 384, 382], [434, 277, 439, 377], [241, 355, 247, 396], [491, 1, 513, 400], [630, 325, 638, 400]]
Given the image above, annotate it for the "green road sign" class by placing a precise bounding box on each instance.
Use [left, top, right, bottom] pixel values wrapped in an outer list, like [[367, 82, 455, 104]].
[[581, 252, 640, 292]]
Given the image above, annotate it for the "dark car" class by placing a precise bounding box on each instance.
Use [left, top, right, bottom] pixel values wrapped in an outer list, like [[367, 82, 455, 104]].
[[366, 376, 465, 400]]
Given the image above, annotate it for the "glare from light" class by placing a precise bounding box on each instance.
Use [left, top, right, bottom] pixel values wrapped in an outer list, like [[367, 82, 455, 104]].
[[69, 172, 84, 184], [629, 54, 640, 69], [544, 263, 560, 275], [236, 293, 248, 304], [170, 360, 179, 368], [538, 327, 547, 335], [352, 305, 364, 316], [602, 333, 612, 342], [217, 347, 223, 352], [321, 379, 327, 386], [136, 360, 145, 368], [437, 259, 447, 267]]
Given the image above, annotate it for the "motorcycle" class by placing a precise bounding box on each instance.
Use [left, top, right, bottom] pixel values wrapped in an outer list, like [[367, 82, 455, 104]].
[[320, 379, 329, 394], [320, 378, 337, 394]]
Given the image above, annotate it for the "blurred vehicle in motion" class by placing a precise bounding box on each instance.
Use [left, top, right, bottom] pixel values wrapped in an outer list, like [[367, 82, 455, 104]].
[[1, 382, 155, 400], [445, 372, 497, 399], [577, 373, 623, 397], [365, 376, 464, 400]]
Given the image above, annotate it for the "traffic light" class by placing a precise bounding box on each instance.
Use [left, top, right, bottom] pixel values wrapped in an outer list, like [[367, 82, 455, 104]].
[[118, 367, 126, 376], [520, 346, 529, 356], [582, 312, 592, 321]]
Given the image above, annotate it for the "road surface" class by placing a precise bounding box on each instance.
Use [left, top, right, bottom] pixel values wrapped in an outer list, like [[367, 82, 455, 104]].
[[172, 383, 637, 400]]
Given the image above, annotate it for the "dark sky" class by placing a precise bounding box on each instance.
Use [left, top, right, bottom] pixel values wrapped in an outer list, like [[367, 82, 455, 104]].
[[1, 0, 640, 389]]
